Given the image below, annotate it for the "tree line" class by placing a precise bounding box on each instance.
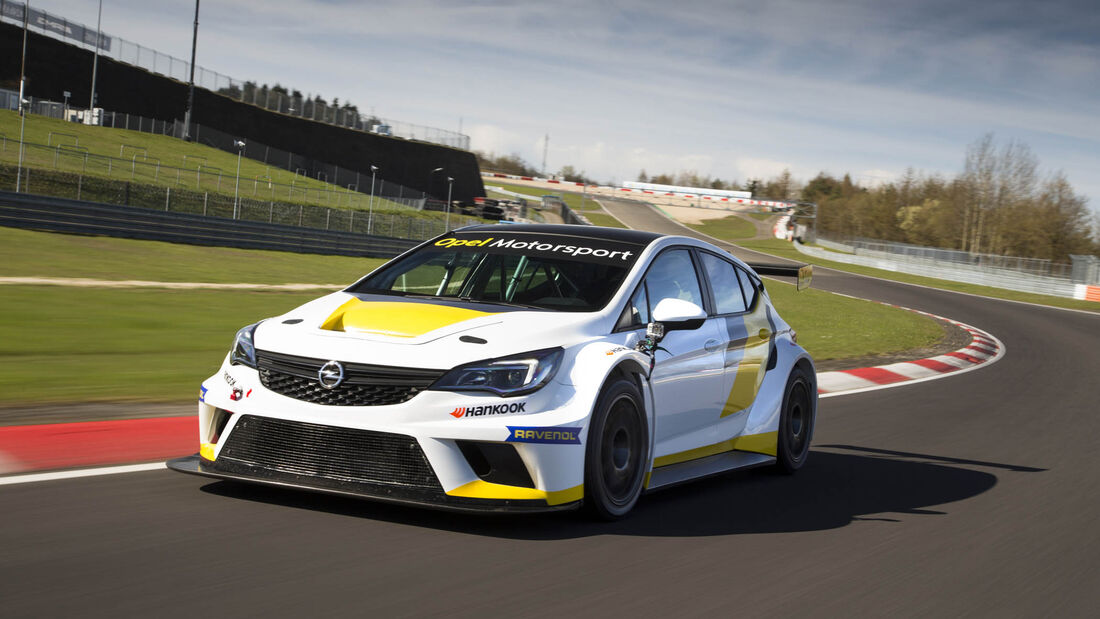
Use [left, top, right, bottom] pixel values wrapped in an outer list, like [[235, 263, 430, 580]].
[[801, 135, 1097, 262], [475, 136, 1097, 262]]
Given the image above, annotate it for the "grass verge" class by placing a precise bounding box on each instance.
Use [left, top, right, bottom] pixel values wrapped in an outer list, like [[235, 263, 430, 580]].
[[583, 212, 628, 228], [687, 215, 757, 240], [0, 286, 319, 404]]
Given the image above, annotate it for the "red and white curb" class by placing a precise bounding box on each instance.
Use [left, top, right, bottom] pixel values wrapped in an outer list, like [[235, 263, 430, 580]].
[[817, 305, 1005, 398]]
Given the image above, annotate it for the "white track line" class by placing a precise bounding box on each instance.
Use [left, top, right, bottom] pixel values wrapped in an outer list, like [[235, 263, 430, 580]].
[[0, 462, 167, 486], [0, 277, 341, 290]]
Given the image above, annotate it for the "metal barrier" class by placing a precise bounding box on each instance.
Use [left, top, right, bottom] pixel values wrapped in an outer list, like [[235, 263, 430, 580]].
[[797, 237, 1097, 299], [0, 190, 418, 258]]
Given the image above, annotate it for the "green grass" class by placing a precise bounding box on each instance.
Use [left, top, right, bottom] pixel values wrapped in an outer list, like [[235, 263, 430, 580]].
[[0, 286, 319, 404], [583, 212, 628, 229], [747, 212, 774, 221], [737, 238, 1100, 313], [0, 227, 386, 284], [687, 215, 757, 240], [765, 280, 941, 361], [0, 111, 422, 214]]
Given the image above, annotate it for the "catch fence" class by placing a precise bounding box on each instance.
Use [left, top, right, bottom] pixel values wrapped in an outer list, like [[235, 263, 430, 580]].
[[0, 163, 482, 242]]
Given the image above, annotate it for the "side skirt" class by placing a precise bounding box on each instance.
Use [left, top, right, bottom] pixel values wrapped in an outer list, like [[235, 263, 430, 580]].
[[645, 451, 775, 492]]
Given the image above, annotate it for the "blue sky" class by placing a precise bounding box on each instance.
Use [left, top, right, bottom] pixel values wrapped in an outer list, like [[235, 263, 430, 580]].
[[31, 0, 1100, 207]]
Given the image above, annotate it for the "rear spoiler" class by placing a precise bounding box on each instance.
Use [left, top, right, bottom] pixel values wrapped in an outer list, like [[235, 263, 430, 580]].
[[746, 263, 813, 291]]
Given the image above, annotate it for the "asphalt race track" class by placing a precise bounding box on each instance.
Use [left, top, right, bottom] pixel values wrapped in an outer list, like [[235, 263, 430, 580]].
[[2, 200, 1099, 616]]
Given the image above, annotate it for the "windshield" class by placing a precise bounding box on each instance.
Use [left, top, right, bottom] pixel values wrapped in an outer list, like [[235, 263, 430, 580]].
[[349, 232, 645, 312]]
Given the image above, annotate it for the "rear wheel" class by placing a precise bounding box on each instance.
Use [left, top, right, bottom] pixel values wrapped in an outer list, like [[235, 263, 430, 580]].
[[776, 366, 815, 473], [584, 378, 648, 520]]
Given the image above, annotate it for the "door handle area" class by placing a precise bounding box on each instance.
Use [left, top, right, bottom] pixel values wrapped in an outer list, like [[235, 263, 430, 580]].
[[704, 339, 723, 352]]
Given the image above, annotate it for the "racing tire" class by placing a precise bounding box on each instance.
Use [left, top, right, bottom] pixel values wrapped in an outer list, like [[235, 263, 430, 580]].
[[584, 378, 649, 520], [776, 365, 815, 473]]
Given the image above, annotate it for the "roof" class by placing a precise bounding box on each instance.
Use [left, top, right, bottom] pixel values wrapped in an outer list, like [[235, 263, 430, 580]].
[[455, 223, 663, 245]]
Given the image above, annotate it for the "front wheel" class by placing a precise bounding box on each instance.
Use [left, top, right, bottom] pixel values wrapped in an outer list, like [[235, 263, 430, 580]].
[[584, 378, 649, 520], [776, 366, 815, 473]]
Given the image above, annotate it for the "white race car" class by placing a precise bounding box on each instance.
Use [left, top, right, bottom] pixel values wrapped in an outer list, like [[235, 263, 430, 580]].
[[169, 224, 816, 519]]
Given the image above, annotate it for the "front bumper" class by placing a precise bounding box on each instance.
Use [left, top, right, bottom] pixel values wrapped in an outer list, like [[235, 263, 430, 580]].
[[167, 454, 578, 514], [179, 362, 596, 512]]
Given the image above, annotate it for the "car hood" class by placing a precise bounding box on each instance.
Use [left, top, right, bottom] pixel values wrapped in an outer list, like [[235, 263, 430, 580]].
[[252, 292, 606, 369]]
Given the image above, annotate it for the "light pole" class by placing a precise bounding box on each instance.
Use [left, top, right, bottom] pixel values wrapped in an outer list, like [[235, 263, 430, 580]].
[[445, 176, 454, 230], [89, 0, 103, 114], [367, 164, 379, 234], [15, 2, 28, 193], [182, 0, 200, 140], [233, 139, 246, 218]]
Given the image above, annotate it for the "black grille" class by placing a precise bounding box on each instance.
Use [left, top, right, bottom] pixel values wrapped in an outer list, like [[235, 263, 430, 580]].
[[218, 415, 440, 489], [256, 349, 445, 406]]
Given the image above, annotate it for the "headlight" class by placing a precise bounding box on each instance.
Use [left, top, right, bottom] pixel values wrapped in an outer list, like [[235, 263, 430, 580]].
[[431, 347, 563, 397], [229, 323, 260, 368]]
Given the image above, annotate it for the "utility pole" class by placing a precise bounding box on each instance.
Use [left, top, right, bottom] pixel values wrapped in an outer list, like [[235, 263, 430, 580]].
[[183, 0, 200, 140], [88, 0, 103, 113], [16, 2, 29, 192]]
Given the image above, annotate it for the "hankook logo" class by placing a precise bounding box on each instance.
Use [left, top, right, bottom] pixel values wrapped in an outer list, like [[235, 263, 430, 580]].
[[318, 360, 345, 389]]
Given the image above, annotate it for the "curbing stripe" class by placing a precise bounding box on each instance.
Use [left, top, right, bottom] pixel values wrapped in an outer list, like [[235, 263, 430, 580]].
[[818, 303, 1005, 397]]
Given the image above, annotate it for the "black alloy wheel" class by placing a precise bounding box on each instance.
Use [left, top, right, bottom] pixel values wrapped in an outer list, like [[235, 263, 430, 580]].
[[776, 365, 815, 473], [584, 378, 648, 520]]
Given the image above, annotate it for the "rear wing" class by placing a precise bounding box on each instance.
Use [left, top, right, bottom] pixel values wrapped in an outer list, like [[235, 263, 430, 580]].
[[746, 263, 813, 291]]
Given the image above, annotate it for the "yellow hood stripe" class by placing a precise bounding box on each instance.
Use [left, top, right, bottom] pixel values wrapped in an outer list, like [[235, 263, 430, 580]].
[[321, 299, 497, 338]]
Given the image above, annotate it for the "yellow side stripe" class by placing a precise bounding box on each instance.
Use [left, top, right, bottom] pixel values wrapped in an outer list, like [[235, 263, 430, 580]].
[[652, 431, 778, 468], [199, 442, 217, 461], [446, 480, 584, 506]]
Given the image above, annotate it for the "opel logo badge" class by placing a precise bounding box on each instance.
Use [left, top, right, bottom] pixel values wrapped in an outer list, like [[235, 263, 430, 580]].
[[318, 360, 345, 389]]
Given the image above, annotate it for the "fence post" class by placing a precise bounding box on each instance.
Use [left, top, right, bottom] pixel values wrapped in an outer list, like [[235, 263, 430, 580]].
[[299, 204, 304, 226], [203, 192, 208, 216], [269, 202, 274, 223], [165, 187, 170, 211], [77, 174, 82, 201], [325, 209, 331, 230], [349, 210, 354, 231]]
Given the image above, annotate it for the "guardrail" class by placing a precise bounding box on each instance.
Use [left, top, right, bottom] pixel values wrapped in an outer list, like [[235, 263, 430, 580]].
[[791, 238, 1099, 301], [0, 190, 418, 258]]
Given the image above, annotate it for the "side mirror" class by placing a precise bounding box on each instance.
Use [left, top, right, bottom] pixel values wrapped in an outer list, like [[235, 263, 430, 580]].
[[651, 298, 706, 332]]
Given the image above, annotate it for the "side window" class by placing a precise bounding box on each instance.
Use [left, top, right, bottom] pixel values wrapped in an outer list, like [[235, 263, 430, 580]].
[[736, 266, 759, 310], [616, 283, 650, 330], [644, 249, 704, 311], [700, 253, 747, 315]]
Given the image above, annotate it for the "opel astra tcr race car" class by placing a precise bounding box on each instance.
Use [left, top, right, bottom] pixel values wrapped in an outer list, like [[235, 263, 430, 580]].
[[168, 224, 816, 519]]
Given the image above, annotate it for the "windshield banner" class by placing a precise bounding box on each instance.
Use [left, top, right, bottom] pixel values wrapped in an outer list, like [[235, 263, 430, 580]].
[[431, 233, 643, 266]]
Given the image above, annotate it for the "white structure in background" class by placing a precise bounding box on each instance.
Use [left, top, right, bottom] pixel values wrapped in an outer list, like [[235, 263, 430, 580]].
[[623, 181, 751, 200]]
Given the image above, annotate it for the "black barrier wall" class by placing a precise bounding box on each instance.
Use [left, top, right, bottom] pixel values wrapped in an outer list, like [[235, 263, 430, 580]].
[[0, 191, 419, 258], [0, 22, 485, 202]]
